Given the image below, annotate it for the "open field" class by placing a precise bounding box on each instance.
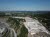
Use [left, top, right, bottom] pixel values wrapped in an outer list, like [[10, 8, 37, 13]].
[[0, 11, 50, 37]]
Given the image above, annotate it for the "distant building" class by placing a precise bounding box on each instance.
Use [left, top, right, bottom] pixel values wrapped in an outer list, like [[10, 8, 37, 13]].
[[5, 13, 11, 15]]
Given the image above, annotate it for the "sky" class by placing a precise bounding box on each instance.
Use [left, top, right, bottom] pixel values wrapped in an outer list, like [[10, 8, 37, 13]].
[[0, 0, 50, 11]]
